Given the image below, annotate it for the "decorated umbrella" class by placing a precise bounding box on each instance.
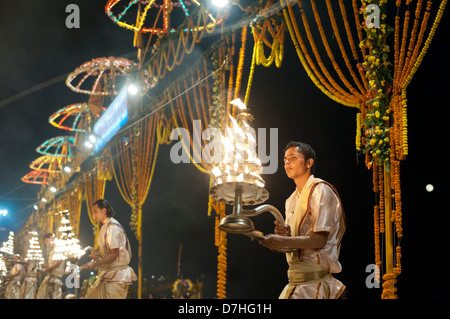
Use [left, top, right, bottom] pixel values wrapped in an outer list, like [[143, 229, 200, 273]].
[[66, 57, 137, 96], [106, 0, 226, 92], [48, 103, 92, 132], [29, 155, 65, 175], [105, 0, 223, 34], [21, 170, 51, 185], [36, 136, 75, 158]]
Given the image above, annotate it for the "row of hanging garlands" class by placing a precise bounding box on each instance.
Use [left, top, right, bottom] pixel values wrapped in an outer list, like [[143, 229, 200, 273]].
[[17, 0, 231, 300], [17, 0, 446, 300]]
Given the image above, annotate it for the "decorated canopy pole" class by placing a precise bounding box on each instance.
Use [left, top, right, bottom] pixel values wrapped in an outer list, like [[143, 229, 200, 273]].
[[277, 0, 447, 298]]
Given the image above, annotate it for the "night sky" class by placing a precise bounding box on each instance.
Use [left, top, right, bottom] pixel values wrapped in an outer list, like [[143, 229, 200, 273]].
[[0, 0, 448, 299]]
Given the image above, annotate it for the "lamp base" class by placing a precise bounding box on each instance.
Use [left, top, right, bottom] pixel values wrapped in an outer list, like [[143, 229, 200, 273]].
[[218, 214, 255, 233], [209, 182, 269, 206]]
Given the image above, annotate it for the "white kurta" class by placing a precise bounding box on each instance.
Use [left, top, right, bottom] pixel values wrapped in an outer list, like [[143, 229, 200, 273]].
[[5, 263, 24, 299], [96, 217, 136, 284], [36, 247, 66, 299], [19, 262, 39, 299], [86, 217, 136, 299], [280, 175, 346, 299]]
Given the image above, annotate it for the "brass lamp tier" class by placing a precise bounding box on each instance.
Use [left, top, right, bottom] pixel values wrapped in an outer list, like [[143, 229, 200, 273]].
[[209, 181, 269, 206]]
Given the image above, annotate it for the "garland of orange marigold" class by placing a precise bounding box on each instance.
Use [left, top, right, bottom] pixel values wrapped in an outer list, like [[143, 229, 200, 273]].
[[234, 26, 247, 101], [213, 200, 227, 299], [359, 0, 400, 299], [281, 1, 359, 108], [283, 0, 446, 300]]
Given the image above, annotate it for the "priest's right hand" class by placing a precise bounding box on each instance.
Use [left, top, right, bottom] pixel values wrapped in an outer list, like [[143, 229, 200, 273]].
[[88, 249, 100, 260], [274, 221, 291, 236]]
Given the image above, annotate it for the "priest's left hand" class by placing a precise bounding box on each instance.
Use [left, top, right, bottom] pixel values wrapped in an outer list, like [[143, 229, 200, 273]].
[[259, 234, 290, 250], [80, 262, 95, 270]]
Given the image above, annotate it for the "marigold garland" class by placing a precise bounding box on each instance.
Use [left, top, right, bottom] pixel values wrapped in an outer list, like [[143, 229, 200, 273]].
[[325, 0, 366, 97], [255, 37, 284, 68], [244, 43, 257, 106], [356, 112, 362, 151], [403, 0, 447, 88], [374, 204, 381, 272], [281, 2, 359, 108], [213, 201, 227, 299], [394, 245, 402, 276], [278, 0, 447, 300], [360, 0, 393, 169], [381, 273, 397, 299], [234, 26, 248, 100], [392, 160, 403, 238]]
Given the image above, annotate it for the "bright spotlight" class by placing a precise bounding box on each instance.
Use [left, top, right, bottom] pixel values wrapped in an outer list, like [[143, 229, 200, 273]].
[[211, 0, 229, 8], [33, 205, 39, 211], [49, 186, 57, 193], [85, 134, 97, 149], [127, 83, 139, 95], [0, 209, 7, 216], [425, 184, 434, 192], [63, 166, 72, 173], [41, 197, 48, 203]]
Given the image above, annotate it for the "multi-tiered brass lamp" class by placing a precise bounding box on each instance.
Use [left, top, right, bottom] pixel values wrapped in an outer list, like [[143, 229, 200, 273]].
[[209, 99, 292, 252]]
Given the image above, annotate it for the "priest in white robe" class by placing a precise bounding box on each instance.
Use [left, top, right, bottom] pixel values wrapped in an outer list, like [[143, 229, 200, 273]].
[[82, 199, 136, 299], [259, 141, 346, 299]]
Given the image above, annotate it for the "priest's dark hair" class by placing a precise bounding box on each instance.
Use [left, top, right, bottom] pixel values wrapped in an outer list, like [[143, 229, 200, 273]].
[[284, 141, 316, 174], [93, 198, 115, 218]]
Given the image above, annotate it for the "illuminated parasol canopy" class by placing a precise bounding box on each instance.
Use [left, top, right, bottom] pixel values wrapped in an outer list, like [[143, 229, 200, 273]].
[[29, 155, 67, 174], [36, 136, 75, 158], [21, 170, 50, 185], [105, 0, 223, 34], [48, 103, 92, 132], [66, 57, 137, 95]]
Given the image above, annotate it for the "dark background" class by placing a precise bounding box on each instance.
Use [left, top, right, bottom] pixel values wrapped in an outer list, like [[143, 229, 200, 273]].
[[0, 1, 448, 299]]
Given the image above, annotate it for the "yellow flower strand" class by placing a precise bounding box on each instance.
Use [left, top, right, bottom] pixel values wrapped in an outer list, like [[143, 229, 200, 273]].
[[244, 43, 257, 106], [356, 112, 362, 151], [281, 1, 359, 108], [234, 26, 248, 100], [253, 19, 285, 69], [255, 38, 284, 68], [403, 0, 448, 88]]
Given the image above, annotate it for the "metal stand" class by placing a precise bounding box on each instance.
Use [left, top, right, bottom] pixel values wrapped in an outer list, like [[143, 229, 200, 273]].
[[214, 183, 296, 253]]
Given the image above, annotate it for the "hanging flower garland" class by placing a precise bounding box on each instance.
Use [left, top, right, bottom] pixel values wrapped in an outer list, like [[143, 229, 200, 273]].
[[130, 126, 141, 238], [209, 43, 226, 130], [252, 17, 285, 69], [359, 0, 394, 170]]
